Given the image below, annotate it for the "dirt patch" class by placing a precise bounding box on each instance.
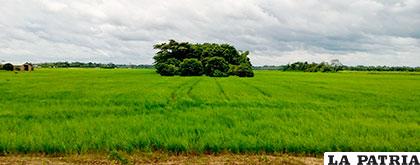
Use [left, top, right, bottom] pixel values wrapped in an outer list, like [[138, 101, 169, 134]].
[[0, 153, 322, 165]]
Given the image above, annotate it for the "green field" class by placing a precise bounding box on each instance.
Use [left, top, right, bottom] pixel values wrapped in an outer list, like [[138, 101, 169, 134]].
[[0, 69, 419, 154]]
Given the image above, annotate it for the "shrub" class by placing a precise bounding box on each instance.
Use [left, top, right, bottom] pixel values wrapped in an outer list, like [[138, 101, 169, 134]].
[[228, 64, 254, 77], [212, 70, 228, 77], [3, 63, 14, 71], [179, 59, 203, 76], [203, 57, 229, 77], [228, 65, 239, 76], [236, 64, 254, 77], [166, 58, 181, 66], [156, 63, 178, 76]]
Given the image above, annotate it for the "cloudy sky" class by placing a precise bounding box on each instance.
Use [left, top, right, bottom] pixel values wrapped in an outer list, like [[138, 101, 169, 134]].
[[1, 0, 419, 66]]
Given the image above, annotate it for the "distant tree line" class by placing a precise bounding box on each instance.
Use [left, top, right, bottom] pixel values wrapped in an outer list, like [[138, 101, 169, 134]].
[[282, 60, 343, 72], [254, 60, 420, 72], [342, 65, 420, 72], [36, 62, 153, 69], [4, 59, 418, 73], [153, 40, 254, 77]]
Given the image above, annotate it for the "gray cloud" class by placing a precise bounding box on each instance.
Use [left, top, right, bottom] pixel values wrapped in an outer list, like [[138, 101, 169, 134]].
[[0, 0, 419, 66]]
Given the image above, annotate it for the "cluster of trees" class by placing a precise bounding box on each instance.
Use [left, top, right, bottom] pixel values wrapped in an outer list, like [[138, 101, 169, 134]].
[[153, 40, 254, 77], [283, 60, 343, 72], [37, 62, 153, 69]]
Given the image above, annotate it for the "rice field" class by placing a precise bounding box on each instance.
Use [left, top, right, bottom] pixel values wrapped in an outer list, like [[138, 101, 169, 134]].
[[0, 69, 419, 155]]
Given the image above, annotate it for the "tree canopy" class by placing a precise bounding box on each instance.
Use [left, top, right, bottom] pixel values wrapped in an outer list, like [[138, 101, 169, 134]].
[[153, 40, 254, 77]]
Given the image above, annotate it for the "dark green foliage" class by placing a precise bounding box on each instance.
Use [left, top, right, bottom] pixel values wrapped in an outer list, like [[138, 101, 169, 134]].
[[155, 58, 181, 76], [204, 57, 229, 77], [156, 63, 178, 76], [228, 65, 239, 76], [238, 51, 252, 65], [153, 40, 254, 77], [227, 63, 254, 77], [198, 43, 241, 65], [2, 63, 14, 71], [236, 64, 254, 77], [165, 58, 181, 66], [283, 61, 339, 72], [212, 70, 228, 77], [153, 39, 196, 63], [179, 58, 203, 76]]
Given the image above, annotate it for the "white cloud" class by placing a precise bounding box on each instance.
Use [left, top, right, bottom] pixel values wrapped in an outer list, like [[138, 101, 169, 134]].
[[0, 0, 419, 66]]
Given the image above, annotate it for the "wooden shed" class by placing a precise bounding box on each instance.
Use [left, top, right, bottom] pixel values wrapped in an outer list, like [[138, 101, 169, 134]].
[[20, 63, 34, 71]]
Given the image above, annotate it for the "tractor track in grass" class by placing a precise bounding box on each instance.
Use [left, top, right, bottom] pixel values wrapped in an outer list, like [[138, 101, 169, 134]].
[[168, 79, 201, 105], [187, 79, 202, 97], [240, 80, 272, 98], [169, 79, 193, 103], [214, 78, 230, 101]]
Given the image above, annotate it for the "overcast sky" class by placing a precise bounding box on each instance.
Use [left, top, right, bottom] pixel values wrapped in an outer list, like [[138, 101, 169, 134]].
[[1, 0, 419, 66]]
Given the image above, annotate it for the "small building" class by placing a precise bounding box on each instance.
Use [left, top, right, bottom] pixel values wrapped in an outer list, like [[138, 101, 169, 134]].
[[20, 63, 34, 71]]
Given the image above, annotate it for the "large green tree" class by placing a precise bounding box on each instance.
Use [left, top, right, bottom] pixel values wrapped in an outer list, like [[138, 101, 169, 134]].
[[153, 40, 254, 77]]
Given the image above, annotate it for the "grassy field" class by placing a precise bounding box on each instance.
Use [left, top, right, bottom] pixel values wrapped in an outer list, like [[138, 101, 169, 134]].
[[0, 69, 419, 155]]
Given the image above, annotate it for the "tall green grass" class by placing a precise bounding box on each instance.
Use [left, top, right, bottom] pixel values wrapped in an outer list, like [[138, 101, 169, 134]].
[[0, 69, 419, 154]]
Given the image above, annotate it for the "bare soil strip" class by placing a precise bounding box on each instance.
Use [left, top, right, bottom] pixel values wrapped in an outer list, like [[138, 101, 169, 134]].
[[0, 153, 323, 165]]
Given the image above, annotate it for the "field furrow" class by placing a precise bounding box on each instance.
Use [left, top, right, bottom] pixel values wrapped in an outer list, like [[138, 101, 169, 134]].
[[240, 79, 272, 98], [214, 78, 230, 101]]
